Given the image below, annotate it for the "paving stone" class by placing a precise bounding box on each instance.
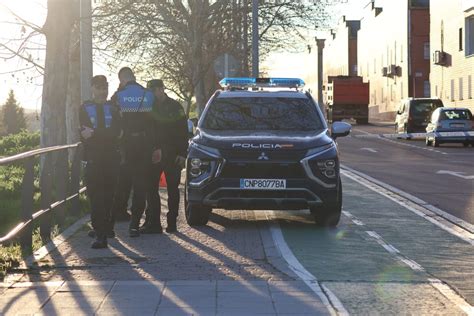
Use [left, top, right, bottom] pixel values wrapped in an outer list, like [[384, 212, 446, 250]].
[[156, 306, 216, 316]]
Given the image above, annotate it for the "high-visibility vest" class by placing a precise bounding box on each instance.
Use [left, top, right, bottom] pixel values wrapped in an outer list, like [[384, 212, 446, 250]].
[[84, 102, 114, 129], [116, 84, 154, 113]]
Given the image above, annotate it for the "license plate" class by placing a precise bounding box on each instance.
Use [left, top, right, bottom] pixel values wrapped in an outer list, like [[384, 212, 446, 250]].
[[240, 179, 286, 190], [450, 123, 464, 128]]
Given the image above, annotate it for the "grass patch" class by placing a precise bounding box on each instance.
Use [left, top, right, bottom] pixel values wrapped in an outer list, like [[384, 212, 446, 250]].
[[0, 193, 90, 281]]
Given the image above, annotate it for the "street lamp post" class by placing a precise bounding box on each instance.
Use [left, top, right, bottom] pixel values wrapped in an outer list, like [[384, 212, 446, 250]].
[[80, 0, 93, 102], [251, 0, 259, 78]]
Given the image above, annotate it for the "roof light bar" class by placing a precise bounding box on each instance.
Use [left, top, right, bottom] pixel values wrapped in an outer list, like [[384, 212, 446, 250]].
[[219, 77, 305, 89]]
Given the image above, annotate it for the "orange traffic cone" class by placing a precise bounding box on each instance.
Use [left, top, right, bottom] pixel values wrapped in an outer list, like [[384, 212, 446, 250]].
[[159, 172, 167, 188]]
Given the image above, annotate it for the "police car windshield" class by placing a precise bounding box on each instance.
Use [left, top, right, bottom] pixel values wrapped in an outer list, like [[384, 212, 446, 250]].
[[202, 97, 323, 131]]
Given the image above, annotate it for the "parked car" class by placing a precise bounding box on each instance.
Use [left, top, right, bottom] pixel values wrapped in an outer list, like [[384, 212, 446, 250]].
[[395, 98, 444, 138], [185, 77, 351, 227], [425, 108, 474, 147]]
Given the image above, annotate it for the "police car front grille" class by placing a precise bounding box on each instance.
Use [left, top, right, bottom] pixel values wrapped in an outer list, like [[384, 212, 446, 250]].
[[220, 162, 305, 178]]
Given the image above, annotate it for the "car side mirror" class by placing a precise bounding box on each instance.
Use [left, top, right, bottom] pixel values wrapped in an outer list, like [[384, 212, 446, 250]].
[[331, 121, 351, 140]]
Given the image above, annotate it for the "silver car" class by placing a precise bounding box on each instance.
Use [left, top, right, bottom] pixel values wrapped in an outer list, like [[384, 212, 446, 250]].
[[425, 108, 474, 147]]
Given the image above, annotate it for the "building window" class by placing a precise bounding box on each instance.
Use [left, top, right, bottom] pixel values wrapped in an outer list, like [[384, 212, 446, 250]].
[[459, 78, 463, 100], [400, 44, 403, 62], [451, 79, 455, 101], [459, 28, 463, 51], [410, 0, 429, 7], [468, 75, 472, 99], [467, 16, 474, 56], [424, 81, 430, 97], [424, 42, 430, 60]]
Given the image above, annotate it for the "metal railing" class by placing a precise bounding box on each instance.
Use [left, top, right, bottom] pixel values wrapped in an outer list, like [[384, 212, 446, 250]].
[[0, 143, 86, 251]]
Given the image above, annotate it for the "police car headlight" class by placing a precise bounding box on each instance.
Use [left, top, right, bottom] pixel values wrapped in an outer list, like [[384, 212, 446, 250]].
[[190, 158, 202, 168], [317, 160, 336, 178], [188, 159, 211, 178]]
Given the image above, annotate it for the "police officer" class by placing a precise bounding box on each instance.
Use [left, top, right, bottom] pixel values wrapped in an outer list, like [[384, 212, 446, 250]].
[[143, 79, 188, 233], [80, 75, 121, 249], [112, 67, 155, 237]]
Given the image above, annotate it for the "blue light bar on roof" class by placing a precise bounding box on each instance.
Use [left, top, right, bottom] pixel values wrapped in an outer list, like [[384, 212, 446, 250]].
[[219, 77, 305, 88]]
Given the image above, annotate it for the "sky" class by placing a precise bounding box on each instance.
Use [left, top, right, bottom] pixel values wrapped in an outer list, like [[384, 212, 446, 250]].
[[0, 0, 372, 111]]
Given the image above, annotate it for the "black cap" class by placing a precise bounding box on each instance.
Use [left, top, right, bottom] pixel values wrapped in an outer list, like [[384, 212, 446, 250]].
[[91, 75, 108, 87], [147, 79, 164, 89]]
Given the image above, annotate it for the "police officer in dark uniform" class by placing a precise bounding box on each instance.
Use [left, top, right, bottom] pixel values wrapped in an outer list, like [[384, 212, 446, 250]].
[[142, 79, 188, 233], [79, 75, 121, 249], [112, 67, 155, 237]]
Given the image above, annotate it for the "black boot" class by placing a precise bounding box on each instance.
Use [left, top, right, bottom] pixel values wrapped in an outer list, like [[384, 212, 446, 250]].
[[91, 235, 107, 249], [166, 219, 177, 233]]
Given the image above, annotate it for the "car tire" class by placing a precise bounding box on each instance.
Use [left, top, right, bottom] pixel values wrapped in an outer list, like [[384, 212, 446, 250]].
[[395, 124, 402, 139], [310, 179, 342, 227], [184, 185, 211, 226], [425, 138, 432, 146], [433, 138, 440, 147], [463, 142, 469, 147], [185, 203, 210, 226], [404, 125, 411, 140]]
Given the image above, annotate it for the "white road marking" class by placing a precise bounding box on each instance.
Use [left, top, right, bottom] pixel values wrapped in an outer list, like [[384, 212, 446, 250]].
[[342, 211, 365, 226], [428, 279, 474, 315], [365, 231, 424, 271], [268, 220, 349, 316], [360, 147, 378, 153], [437, 170, 474, 180], [341, 165, 474, 240], [344, 179, 473, 313], [352, 128, 448, 155]]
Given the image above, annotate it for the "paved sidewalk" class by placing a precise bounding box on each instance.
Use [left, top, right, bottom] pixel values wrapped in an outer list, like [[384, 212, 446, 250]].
[[0, 190, 331, 315], [0, 280, 328, 315]]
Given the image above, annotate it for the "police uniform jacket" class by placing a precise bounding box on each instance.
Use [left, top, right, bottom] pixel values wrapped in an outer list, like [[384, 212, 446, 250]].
[[151, 94, 188, 164], [79, 100, 121, 162], [111, 81, 155, 145]]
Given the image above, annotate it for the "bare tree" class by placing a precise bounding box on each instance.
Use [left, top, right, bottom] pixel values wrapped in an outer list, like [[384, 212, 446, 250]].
[[93, 0, 331, 115]]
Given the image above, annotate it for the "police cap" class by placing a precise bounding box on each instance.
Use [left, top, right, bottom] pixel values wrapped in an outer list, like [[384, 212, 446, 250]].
[[91, 75, 108, 88], [147, 79, 164, 90]]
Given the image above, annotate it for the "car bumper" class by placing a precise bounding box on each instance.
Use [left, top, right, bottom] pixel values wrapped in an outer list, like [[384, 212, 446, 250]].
[[187, 177, 339, 210], [428, 131, 474, 142]]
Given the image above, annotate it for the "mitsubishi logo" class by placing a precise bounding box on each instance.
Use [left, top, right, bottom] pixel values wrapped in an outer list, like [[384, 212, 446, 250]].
[[258, 152, 269, 161]]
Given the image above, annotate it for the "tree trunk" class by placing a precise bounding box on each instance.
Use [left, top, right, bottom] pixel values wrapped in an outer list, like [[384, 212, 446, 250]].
[[41, 0, 74, 149], [66, 22, 81, 159], [40, 0, 75, 236]]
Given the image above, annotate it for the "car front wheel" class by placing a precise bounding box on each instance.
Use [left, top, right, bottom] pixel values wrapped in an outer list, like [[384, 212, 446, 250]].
[[310, 179, 342, 227], [185, 202, 211, 226], [184, 186, 211, 226]]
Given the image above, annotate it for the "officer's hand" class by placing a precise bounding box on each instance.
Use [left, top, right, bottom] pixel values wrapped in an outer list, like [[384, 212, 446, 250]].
[[81, 126, 94, 139], [175, 155, 186, 169], [152, 149, 162, 164]]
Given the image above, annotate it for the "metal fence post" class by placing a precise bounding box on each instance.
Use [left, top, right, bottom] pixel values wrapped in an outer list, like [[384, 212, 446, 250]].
[[20, 157, 35, 251], [69, 146, 82, 216], [40, 153, 53, 241], [54, 150, 69, 227]]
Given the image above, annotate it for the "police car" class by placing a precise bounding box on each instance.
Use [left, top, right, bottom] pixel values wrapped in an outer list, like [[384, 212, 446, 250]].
[[185, 78, 351, 227]]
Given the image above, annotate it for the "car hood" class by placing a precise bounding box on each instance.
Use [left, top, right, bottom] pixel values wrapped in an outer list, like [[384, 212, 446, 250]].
[[192, 128, 333, 151]]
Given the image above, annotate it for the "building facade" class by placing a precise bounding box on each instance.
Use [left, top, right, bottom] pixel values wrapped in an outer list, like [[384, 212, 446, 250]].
[[356, 0, 430, 120], [430, 0, 474, 112], [323, 16, 360, 79]]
